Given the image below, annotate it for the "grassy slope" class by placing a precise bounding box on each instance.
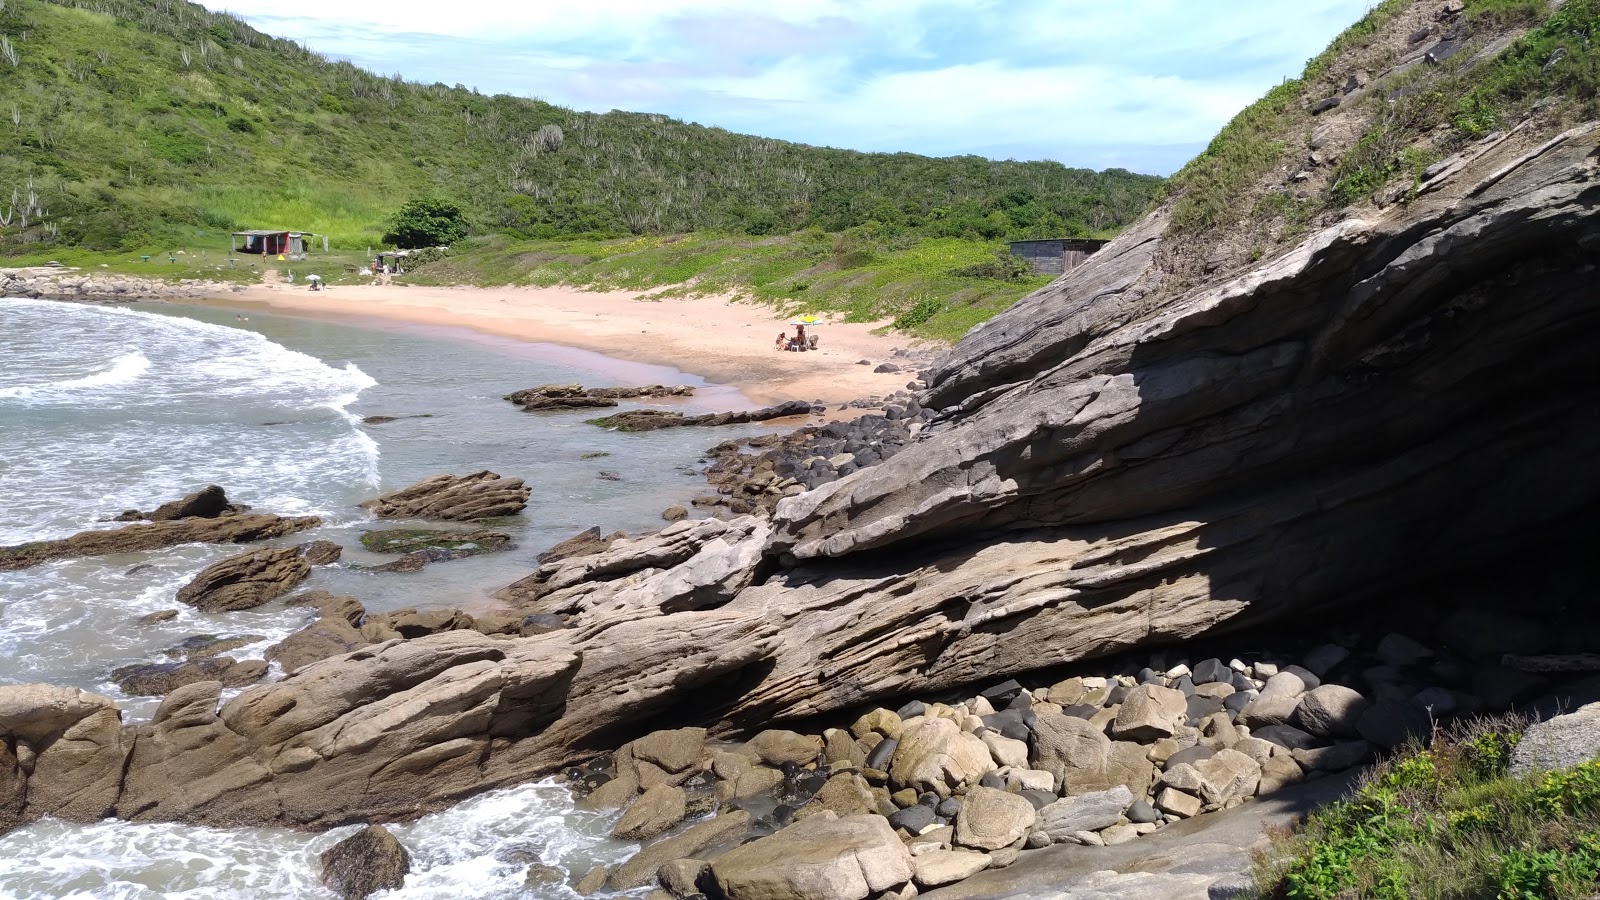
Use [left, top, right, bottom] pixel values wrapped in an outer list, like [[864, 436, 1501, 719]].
[[1167, 0, 1598, 249], [1254, 722, 1600, 900]]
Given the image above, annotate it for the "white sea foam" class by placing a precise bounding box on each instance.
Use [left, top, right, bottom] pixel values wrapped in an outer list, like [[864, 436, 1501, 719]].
[[0, 350, 151, 399]]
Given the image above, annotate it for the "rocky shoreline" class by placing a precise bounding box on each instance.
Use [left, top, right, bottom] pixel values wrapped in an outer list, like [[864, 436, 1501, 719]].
[[0, 266, 241, 302]]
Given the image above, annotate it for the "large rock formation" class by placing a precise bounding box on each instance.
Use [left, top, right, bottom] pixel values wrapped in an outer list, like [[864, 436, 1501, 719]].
[[176, 541, 343, 612], [504, 383, 694, 411]]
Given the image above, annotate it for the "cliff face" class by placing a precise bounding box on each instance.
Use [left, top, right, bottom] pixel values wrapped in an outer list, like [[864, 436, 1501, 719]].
[[2, 3, 1598, 834]]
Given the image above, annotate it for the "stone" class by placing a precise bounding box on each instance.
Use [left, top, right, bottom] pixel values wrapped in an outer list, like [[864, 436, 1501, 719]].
[[1110, 683, 1188, 741], [981, 732, 1029, 769], [176, 542, 341, 613], [657, 858, 710, 898], [912, 849, 990, 888], [1126, 799, 1160, 824], [609, 811, 753, 890], [888, 804, 937, 834], [1239, 672, 1306, 728], [662, 506, 689, 522], [852, 709, 903, 741], [525, 863, 564, 888], [1258, 753, 1306, 794], [360, 471, 530, 520], [1036, 786, 1133, 840], [575, 865, 609, 895], [1356, 700, 1433, 750], [1165, 745, 1214, 769], [1293, 741, 1374, 773], [1303, 645, 1350, 677], [999, 767, 1054, 792], [632, 728, 707, 777], [1473, 666, 1547, 712], [796, 773, 877, 820], [1295, 684, 1371, 739], [889, 718, 994, 793], [709, 814, 912, 900], [1194, 749, 1261, 806], [952, 786, 1035, 851], [1101, 823, 1141, 845], [136, 610, 181, 626], [1154, 786, 1202, 818], [319, 825, 410, 900], [111, 656, 267, 696], [1511, 702, 1600, 776], [731, 766, 786, 800], [1376, 633, 1435, 668], [613, 783, 688, 841], [1252, 725, 1323, 752], [1192, 659, 1230, 685], [749, 730, 823, 767]]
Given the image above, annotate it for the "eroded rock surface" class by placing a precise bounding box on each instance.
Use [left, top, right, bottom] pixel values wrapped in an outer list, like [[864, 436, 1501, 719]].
[[176, 541, 343, 612], [587, 400, 814, 431], [505, 383, 693, 411], [360, 472, 530, 521], [0, 513, 321, 572]]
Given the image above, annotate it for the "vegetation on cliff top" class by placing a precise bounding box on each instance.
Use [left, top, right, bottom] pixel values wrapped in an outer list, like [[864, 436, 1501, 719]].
[[1254, 720, 1600, 900]]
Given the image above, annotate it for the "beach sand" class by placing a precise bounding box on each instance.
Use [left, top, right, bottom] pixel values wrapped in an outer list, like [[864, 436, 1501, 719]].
[[217, 282, 929, 406]]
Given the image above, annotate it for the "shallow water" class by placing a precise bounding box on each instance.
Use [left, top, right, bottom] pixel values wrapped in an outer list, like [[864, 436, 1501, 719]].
[[0, 297, 770, 898]]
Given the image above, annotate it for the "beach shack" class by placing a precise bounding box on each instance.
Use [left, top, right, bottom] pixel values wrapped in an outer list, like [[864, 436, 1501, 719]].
[[1008, 238, 1109, 276], [232, 229, 317, 259]]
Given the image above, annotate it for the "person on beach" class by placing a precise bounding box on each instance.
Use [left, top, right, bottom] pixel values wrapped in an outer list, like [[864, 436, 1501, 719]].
[[775, 332, 788, 351]]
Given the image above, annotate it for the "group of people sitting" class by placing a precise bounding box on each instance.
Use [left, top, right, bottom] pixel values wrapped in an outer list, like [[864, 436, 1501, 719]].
[[775, 325, 820, 352]]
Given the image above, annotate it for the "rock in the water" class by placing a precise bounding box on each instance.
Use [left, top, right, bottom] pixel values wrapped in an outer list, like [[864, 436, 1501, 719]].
[[709, 813, 912, 900], [1511, 702, 1600, 775], [360, 471, 530, 521], [112, 657, 267, 696], [608, 811, 753, 890], [0, 513, 320, 573], [504, 383, 694, 411], [266, 596, 372, 674], [115, 485, 247, 522], [176, 541, 342, 612], [952, 785, 1035, 851], [319, 825, 410, 900], [612, 783, 687, 841], [358, 529, 515, 573], [587, 401, 814, 432]]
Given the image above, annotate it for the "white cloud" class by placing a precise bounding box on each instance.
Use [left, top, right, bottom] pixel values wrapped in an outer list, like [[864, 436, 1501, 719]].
[[201, 0, 1380, 174]]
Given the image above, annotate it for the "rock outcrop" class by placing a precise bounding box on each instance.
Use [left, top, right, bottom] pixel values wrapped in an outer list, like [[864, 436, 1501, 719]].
[[359, 472, 530, 521], [319, 824, 410, 899], [0, 513, 321, 572], [586, 400, 815, 431], [113, 485, 247, 522], [175, 541, 343, 612], [358, 528, 514, 573], [504, 383, 694, 411]]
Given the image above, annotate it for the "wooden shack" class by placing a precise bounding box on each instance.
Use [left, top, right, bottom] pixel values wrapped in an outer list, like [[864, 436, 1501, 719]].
[[232, 229, 316, 258], [1008, 238, 1109, 276]]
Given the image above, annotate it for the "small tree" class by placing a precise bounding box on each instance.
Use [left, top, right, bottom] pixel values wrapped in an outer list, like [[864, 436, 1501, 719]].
[[382, 197, 467, 249]]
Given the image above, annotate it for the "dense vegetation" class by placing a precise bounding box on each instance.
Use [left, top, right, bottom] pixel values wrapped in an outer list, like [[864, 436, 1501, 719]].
[[0, 0, 1162, 256], [1254, 721, 1600, 900]]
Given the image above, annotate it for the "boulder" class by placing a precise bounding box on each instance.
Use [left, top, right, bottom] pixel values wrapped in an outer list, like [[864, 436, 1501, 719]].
[[319, 825, 410, 900], [504, 383, 693, 411], [266, 599, 372, 674], [709, 813, 912, 900], [1036, 786, 1134, 840], [888, 718, 993, 793], [912, 849, 990, 888], [1193, 749, 1261, 806], [0, 513, 320, 572], [796, 772, 877, 820], [1292, 741, 1374, 773], [749, 729, 823, 767], [1294, 684, 1371, 738], [118, 485, 246, 521], [952, 786, 1035, 851], [608, 811, 752, 890], [587, 401, 814, 432], [359, 528, 515, 572], [1356, 700, 1434, 750], [1154, 786, 1202, 818], [360, 471, 530, 520], [613, 783, 687, 841], [1109, 683, 1187, 741], [176, 542, 342, 613], [657, 858, 711, 897], [1511, 702, 1600, 776], [111, 657, 266, 696]]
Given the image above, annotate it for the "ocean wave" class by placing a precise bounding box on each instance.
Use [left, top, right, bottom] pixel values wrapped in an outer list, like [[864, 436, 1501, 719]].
[[0, 350, 150, 399]]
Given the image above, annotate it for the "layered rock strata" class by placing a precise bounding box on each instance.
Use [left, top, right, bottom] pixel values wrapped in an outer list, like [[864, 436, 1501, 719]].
[[359, 472, 530, 521], [504, 383, 694, 411]]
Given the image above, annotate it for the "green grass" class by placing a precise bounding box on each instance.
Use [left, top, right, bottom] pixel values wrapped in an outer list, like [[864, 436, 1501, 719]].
[[1168, 0, 1412, 233], [1253, 721, 1600, 900], [405, 230, 1053, 342]]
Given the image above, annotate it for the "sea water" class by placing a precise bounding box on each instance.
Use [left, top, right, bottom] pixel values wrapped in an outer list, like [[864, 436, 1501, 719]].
[[0, 297, 767, 898]]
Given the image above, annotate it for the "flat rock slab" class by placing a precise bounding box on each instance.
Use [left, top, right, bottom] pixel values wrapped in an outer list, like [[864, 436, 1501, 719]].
[[505, 383, 694, 411], [586, 400, 813, 432], [0, 513, 320, 572], [176, 541, 342, 612]]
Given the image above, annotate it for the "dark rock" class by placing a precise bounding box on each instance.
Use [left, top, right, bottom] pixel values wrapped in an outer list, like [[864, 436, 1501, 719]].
[[864, 738, 897, 772], [1311, 96, 1341, 114], [888, 803, 936, 833], [1192, 659, 1229, 685], [896, 701, 927, 719], [980, 679, 1023, 705], [521, 613, 568, 635], [136, 610, 180, 626], [662, 506, 689, 522], [1126, 799, 1160, 824], [117, 485, 246, 522], [112, 656, 267, 696], [319, 825, 410, 900], [873, 364, 901, 374], [1186, 695, 1225, 724], [176, 541, 341, 613], [504, 383, 693, 411], [1020, 789, 1055, 810], [1253, 725, 1324, 752], [1062, 704, 1099, 720], [1356, 700, 1434, 750], [1223, 692, 1253, 714], [936, 798, 962, 818], [1442, 609, 1550, 659], [1472, 666, 1547, 712]]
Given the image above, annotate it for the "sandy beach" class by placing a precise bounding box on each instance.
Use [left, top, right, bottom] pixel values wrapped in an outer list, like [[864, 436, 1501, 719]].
[[215, 282, 929, 406]]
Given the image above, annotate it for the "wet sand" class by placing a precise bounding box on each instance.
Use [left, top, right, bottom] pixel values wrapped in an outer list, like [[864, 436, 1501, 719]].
[[217, 282, 926, 406]]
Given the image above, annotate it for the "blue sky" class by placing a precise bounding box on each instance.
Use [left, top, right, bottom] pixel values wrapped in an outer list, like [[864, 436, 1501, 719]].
[[198, 0, 1378, 176]]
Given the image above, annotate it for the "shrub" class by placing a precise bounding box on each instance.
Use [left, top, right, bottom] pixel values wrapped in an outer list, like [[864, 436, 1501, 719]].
[[382, 196, 467, 249]]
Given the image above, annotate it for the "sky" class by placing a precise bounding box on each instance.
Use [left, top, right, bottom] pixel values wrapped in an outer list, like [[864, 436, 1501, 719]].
[[196, 0, 1379, 177]]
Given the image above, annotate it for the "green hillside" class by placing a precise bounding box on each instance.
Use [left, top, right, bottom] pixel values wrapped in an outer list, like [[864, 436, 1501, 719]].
[[0, 0, 1162, 257]]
